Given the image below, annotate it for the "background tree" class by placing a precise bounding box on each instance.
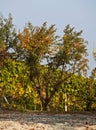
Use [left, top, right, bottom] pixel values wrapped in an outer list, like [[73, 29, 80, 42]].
[[0, 58, 40, 110], [0, 14, 18, 65]]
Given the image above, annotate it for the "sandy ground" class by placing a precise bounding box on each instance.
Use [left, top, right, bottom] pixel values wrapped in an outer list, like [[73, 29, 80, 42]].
[[0, 111, 96, 130]]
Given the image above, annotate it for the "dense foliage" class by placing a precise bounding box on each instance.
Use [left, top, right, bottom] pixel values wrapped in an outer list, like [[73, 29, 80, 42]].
[[0, 15, 96, 111]]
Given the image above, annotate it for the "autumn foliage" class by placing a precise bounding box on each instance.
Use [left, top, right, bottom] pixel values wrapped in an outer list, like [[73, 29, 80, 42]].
[[0, 15, 96, 111]]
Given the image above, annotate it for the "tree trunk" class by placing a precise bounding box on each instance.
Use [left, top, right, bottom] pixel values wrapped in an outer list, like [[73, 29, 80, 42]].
[[86, 100, 92, 111], [42, 103, 48, 111], [41, 101, 50, 111]]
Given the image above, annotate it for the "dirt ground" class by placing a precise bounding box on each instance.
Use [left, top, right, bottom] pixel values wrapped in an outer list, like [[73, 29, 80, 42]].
[[0, 110, 96, 130]]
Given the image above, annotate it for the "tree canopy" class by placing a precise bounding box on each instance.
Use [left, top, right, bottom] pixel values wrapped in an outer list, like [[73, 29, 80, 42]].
[[0, 14, 96, 111]]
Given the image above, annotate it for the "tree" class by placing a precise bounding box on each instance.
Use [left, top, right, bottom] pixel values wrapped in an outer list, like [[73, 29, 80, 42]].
[[47, 25, 88, 110], [53, 25, 88, 75], [18, 22, 59, 110], [0, 14, 23, 108], [0, 14, 18, 65], [17, 23, 88, 111], [0, 58, 33, 109]]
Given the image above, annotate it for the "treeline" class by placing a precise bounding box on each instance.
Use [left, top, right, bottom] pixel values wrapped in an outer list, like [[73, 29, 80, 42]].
[[0, 14, 96, 112]]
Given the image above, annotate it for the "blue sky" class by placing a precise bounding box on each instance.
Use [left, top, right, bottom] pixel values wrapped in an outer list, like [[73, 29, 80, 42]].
[[0, 0, 96, 74]]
